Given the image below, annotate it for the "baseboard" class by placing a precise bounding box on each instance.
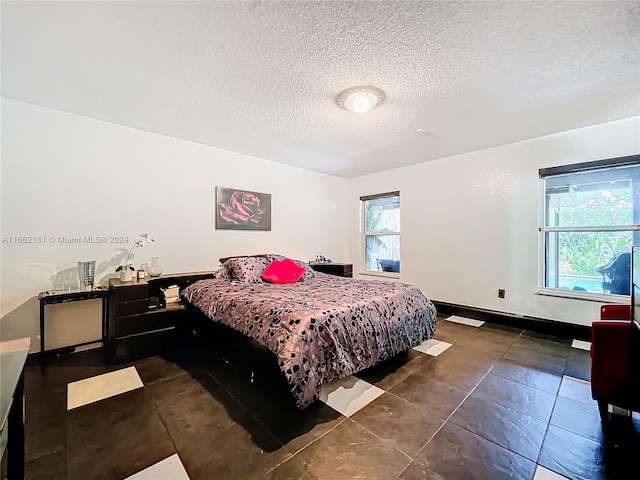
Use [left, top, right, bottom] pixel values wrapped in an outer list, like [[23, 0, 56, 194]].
[[432, 301, 591, 342]]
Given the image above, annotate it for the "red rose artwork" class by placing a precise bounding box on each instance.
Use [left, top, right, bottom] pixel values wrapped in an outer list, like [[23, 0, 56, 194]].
[[215, 187, 271, 230]]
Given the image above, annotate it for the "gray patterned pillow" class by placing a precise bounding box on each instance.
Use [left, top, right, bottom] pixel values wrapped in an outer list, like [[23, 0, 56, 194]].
[[293, 259, 316, 281], [213, 266, 231, 279], [224, 256, 269, 283]]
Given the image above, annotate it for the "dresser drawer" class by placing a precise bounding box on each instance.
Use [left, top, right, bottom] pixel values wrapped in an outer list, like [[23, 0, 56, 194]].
[[115, 299, 149, 317], [113, 284, 149, 301], [115, 309, 183, 337]]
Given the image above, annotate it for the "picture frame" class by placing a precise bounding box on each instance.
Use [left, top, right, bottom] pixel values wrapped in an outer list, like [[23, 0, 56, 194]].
[[215, 186, 271, 231]]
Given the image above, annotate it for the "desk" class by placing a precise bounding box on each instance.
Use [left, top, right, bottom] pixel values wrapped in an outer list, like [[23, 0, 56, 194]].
[[1, 338, 30, 480], [38, 288, 109, 355]]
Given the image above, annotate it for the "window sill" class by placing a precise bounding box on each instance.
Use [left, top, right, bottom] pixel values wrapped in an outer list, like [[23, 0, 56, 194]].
[[359, 271, 400, 279], [536, 288, 630, 303]]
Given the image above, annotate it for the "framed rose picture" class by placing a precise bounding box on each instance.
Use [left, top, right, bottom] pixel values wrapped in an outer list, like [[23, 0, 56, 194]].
[[215, 187, 271, 231]]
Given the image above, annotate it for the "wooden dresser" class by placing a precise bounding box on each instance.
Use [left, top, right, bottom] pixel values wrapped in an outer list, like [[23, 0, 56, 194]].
[[107, 272, 213, 361]]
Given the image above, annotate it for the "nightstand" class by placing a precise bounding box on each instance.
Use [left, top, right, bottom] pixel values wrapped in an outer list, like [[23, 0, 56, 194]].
[[309, 262, 353, 277], [38, 288, 109, 357], [107, 272, 213, 361]]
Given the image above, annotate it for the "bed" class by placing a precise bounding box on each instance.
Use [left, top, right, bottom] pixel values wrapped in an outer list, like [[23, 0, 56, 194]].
[[181, 255, 437, 409]]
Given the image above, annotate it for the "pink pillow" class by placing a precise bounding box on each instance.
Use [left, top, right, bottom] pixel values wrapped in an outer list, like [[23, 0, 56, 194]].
[[261, 259, 306, 284]]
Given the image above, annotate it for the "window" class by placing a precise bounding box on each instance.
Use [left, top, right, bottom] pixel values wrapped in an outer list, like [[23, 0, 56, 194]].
[[540, 156, 640, 298], [361, 191, 400, 274]]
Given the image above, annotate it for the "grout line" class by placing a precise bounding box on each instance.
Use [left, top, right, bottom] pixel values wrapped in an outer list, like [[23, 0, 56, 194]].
[[149, 395, 187, 478], [347, 415, 412, 462], [399, 328, 568, 477], [398, 341, 508, 475]]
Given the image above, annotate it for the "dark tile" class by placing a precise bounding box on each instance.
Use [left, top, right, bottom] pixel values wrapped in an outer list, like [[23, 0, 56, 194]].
[[564, 349, 591, 382], [469, 327, 521, 345], [25, 451, 66, 480], [432, 320, 476, 344], [148, 370, 249, 435], [389, 375, 467, 419], [473, 373, 556, 423], [134, 355, 189, 385], [453, 331, 513, 359], [450, 394, 547, 462], [503, 345, 567, 375], [557, 375, 596, 407], [354, 349, 433, 390], [251, 397, 346, 454], [438, 318, 479, 332], [512, 335, 574, 358], [408, 347, 497, 392], [25, 425, 66, 464], [26, 355, 131, 390], [478, 323, 523, 337], [490, 359, 562, 395], [146, 368, 217, 398], [550, 396, 605, 443], [350, 392, 446, 458], [294, 419, 411, 480], [175, 412, 291, 480], [268, 458, 317, 480], [66, 388, 175, 480], [24, 383, 66, 462], [25, 321, 622, 480], [522, 329, 573, 346], [538, 424, 637, 480], [568, 346, 592, 365], [398, 460, 436, 480], [407, 422, 536, 480], [432, 330, 465, 346]]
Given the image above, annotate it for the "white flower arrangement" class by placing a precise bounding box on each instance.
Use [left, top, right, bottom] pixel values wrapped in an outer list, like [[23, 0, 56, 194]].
[[116, 233, 154, 272]]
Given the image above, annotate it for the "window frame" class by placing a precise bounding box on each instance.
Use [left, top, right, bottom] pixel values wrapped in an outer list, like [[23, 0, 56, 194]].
[[538, 155, 640, 302], [360, 191, 400, 278]]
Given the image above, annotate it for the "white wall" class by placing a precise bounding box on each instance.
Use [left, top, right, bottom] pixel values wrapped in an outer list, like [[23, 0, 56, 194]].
[[1, 98, 348, 351], [348, 116, 640, 327], [3, 99, 636, 349]]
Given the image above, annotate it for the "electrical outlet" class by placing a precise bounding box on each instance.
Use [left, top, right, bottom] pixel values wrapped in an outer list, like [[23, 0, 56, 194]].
[[498, 289, 506, 299]]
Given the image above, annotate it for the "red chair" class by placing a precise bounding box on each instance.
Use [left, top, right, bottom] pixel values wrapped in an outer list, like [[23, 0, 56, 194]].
[[590, 304, 638, 422], [600, 304, 632, 320]]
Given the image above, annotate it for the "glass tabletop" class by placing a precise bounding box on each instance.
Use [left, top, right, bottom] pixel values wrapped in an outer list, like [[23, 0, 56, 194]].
[[38, 286, 109, 300], [0, 338, 30, 434]]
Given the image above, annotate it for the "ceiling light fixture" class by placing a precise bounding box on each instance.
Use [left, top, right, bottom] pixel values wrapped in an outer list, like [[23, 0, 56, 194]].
[[335, 85, 386, 113]]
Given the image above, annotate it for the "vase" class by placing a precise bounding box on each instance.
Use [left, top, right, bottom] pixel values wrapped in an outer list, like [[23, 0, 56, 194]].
[[147, 257, 163, 277], [78, 261, 96, 290], [120, 265, 133, 282]]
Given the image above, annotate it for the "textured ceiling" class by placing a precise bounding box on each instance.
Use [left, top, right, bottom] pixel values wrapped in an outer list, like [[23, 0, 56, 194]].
[[2, 1, 639, 178]]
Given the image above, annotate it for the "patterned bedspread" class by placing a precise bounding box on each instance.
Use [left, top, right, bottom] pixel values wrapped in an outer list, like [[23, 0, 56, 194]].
[[181, 273, 437, 409]]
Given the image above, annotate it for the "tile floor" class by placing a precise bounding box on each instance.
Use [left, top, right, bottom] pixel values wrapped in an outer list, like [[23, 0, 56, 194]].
[[23, 315, 640, 480]]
